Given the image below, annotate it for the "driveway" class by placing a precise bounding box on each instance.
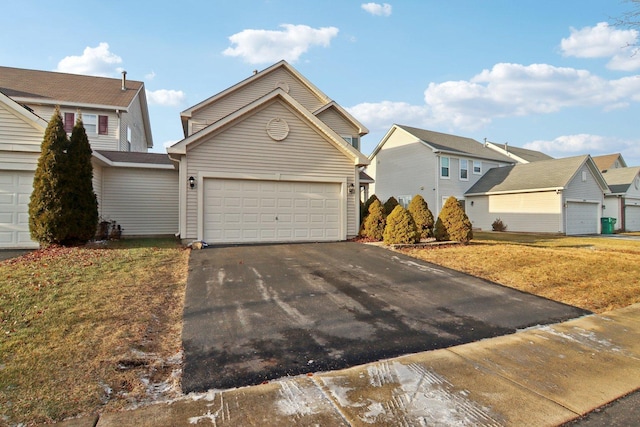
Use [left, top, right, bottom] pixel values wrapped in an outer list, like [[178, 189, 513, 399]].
[[182, 242, 588, 393]]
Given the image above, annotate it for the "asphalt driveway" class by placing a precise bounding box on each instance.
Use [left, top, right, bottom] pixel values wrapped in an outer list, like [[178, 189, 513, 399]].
[[182, 242, 588, 393]]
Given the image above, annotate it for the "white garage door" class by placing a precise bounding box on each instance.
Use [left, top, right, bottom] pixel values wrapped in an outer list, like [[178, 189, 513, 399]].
[[0, 170, 37, 248], [625, 204, 640, 232], [566, 201, 599, 235], [203, 179, 342, 244]]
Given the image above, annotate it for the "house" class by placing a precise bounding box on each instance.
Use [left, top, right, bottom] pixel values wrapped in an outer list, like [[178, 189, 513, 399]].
[[167, 60, 369, 245], [0, 66, 177, 248], [484, 140, 554, 163], [465, 155, 610, 235], [366, 125, 515, 216], [593, 153, 627, 172], [602, 166, 640, 231]]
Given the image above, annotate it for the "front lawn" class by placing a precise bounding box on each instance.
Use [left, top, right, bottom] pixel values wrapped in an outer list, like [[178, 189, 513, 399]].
[[401, 231, 640, 313], [0, 239, 189, 426]]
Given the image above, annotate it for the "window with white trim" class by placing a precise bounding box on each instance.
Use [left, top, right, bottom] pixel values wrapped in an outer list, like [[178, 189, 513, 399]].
[[342, 135, 360, 150], [398, 195, 412, 208], [473, 160, 482, 175], [440, 156, 450, 178], [127, 126, 132, 151], [460, 159, 469, 180], [83, 114, 97, 134]]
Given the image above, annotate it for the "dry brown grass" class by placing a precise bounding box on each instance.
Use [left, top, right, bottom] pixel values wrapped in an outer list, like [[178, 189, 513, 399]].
[[0, 239, 189, 426], [402, 232, 640, 313]]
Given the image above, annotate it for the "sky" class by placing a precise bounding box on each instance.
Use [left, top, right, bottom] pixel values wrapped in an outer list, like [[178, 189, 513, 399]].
[[2, 1, 640, 165]]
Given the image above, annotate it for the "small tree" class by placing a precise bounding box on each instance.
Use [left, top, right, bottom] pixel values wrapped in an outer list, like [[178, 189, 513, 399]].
[[408, 195, 434, 240], [362, 199, 386, 240], [434, 196, 473, 243], [67, 114, 98, 243], [29, 107, 71, 245], [361, 194, 380, 224], [383, 205, 418, 245], [383, 196, 399, 216]]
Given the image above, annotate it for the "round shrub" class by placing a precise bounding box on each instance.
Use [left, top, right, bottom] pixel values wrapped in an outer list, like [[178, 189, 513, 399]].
[[362, 199, 386, 240], [361, 194, 380, 224], [383, 205, 419, 245], [408, 195, 434, 240], [434, 196, 473, 243]]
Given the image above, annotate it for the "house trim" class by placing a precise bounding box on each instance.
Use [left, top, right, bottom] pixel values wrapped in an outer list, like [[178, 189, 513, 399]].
[[92, 151, 175, 170]]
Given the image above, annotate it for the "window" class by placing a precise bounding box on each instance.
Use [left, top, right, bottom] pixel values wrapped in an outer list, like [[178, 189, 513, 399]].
[[398, 195, 412, 208], [342, 135, 360, 150], [440, 156, 450, 178], [460, 159, 469, 180], [64, 112, 74, 133], [83, 114, 97, 134], [473, 160, 482, 175], [127, 126, 132, 151]]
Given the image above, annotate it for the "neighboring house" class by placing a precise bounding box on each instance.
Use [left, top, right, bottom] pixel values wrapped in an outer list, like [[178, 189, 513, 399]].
[[168, 60, 370, 245], [367, 125, 515, 216], [0, 66, 177, 248], [484, 140, 554, 163], [465, 155, 610, 235], [602, 166, 640, 232], [593, 153, 627, 172]]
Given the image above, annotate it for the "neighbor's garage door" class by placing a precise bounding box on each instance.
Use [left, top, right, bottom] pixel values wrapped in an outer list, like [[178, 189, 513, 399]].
[[0, 170, 37, 248], [566, 201, 599, 235], [203, 179, 342, 244], [625, 203, 640, 231]]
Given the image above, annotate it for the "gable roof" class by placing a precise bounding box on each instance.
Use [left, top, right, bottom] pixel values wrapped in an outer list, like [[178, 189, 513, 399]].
[[93, 150, 176, 169], [484, 141, 553, 163], [465, 155, 609, 195], [602, 166, 640, 194], [369, 124, 514, 163], [0, 90, 48, 130], [0, 66, 143, 109], [169, 88, 369, 166], [180, 60, 368, 137], [592, 153, 627, 172]]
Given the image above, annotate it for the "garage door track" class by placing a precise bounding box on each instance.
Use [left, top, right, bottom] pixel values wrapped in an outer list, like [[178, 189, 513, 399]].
[[182, 242, 588, 393]]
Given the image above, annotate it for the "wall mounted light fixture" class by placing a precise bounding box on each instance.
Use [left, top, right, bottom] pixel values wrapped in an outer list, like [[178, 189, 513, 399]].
[[188, 176, 195, 189], [348, 183, 355, 194]]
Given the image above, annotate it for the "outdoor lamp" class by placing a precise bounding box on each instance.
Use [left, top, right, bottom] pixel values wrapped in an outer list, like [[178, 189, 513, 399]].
[[188, 176, 195, 189], [348, 183, 355, 194]]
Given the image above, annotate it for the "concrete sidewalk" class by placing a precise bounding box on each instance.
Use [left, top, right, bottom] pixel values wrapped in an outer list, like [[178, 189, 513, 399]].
[[59, 303, 640, 426]]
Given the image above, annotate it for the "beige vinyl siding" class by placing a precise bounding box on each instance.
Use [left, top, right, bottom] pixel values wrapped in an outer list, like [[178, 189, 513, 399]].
[[28, 105, 120, 151], [189, 68, 326, 134], [184, 99, 357, 239], [92, 163, 103, 216], [0, 151, 40, 171], [466, 191, 563, 233], [101, 167, 179, 235], [0, 105, 43, 150], [121, 95, 148, 152], [316, 108, 359, 137]]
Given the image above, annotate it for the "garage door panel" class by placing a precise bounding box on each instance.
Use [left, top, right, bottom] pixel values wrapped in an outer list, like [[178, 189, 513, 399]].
[[566, 202, 598, 235], [625, 205, 640, 231], [204, 178, 342, 244], [0, 171, 37, 248]]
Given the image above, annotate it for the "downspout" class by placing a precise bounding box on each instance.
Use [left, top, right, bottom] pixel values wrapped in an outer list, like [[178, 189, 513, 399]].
[[621, 196, 626, 231], [435, 154, 440, 216]]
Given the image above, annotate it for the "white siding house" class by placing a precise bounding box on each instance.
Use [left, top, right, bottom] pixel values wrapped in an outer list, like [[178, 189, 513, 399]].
[[602, 167, 640, 232]]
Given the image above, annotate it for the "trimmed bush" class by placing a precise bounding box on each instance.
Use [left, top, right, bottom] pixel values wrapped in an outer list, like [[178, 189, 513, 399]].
[[383, 205, 419, 245], [361, 194, 380, 224], [434, 196, 473, 243], [362, 199, 386, 240], [383, 196, 399, 216], [408, 195, 434, 240], [492, 218, 507, 232]]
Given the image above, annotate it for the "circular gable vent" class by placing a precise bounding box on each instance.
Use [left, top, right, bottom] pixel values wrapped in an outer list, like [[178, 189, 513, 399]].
[[266, 118, 289, 141]]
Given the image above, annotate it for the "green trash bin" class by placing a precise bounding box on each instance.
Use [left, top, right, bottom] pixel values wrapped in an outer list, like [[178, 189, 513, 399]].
[[601, 217, 616, 234]]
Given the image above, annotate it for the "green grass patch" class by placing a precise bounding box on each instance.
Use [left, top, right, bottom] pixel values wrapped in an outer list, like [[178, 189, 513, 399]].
[[0, 239, 189, 425]]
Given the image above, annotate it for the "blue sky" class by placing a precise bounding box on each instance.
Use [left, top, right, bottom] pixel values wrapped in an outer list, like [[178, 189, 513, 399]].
[[2, 1, 640, 165]]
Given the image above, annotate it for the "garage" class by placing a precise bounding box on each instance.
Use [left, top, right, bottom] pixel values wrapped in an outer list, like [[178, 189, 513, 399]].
[[625, 203, 640, 232], [203, 178, 342, 244], [0, 170, 37, 248], [566, 201, 599, 235]]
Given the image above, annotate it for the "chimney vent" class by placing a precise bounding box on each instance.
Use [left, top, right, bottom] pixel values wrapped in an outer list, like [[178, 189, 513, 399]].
[[121, 71, 127, 91], [253, 69, 258, 75]]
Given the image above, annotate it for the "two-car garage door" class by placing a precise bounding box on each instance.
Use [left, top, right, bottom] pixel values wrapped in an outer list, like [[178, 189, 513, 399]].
[[0, 171, 37, 248], [203, 178, 342, 244]]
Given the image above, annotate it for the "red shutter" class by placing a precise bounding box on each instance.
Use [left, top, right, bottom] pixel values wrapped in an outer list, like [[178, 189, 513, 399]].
[[64, 112, 74, 133], [98, 115, 108, 135]]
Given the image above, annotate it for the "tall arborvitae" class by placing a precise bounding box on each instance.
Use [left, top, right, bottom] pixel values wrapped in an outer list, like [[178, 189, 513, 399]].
[[434, 196, 473, 243], [67, 114, 98, 243], [408, 195, 434, 240], [29, 107, 71, 245]]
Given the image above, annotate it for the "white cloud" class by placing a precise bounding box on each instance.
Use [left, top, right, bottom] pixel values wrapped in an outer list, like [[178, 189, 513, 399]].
[[348, 63, 640, 132], [361, 2, 392, 17], [55, 42, 123, 77], [222, 24, 339, 64], [524, 134, 607, 155], [147, 89, 186, 107], [145, 71, 156, 80], [560, 22, 640, 71]]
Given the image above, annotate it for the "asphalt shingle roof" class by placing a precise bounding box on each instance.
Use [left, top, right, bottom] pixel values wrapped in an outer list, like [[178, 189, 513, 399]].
[[0, 66, 143, 108], [396, 125, 514, 163], [465, 155, 590, 195], [500, 144, 553, 162], [593, 153, 626, 172], [95, 150, 173, 166], [602, 166, 640, 194]]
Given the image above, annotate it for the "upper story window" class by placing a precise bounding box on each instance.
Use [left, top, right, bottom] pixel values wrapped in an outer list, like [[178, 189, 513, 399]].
[[473, 160, 482, 175], [63, 112, 108, 135], [440, 156, 450, 178], [127, 126, 132, 151], [342, 135, 360, 150], [460, 159, 469, 180]]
